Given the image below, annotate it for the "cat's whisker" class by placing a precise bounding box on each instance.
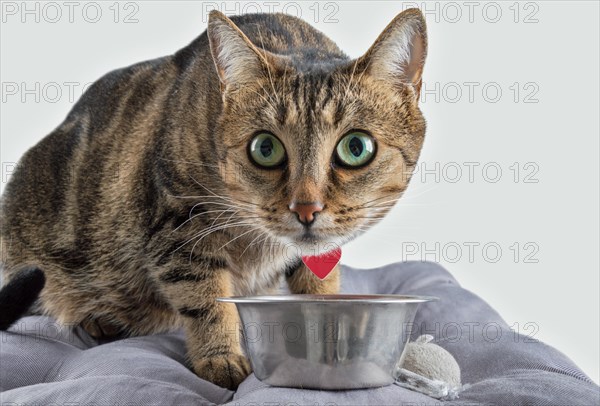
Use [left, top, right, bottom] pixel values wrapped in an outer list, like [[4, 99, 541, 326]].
[[210, 208, 240, 229], [172, 208, 234, 233], [390, 203, 435, 207], [186, 201, 237, 220], [208, 202, 255, 213], [168, 194, 212, 200], [400, 185, 438, 200], [367, 201, 397, 208], [187, 175, 229, 200], [178, 176, 263, 209], [239, 229, 269, 259], [218, 226, 262, 252], [190, 219, 257, 246], [349, 55, 373, 95], [343, 59, 359, 101], [170, 196, 258, 211], [245, 87, 278, 110], [258, 229, 272, 249], [261, 233, 271, 251], [216, 194, 262, 208], [172, 218, 252, 255], [168, 194, 239, 202], [355, 193, 400, 209], [182, 220, 258, 261], [363, 198, 401, 208], [354, 215, 388, 220], [173, 178, 257, 210], [209, 213, 265, 229], [187, 202, 206, 217], [255, 28, 281, 104], [173, 208, 266, 234], [184, 198, 255, 211], [281, 65, 290, 97], [365, 200, 398, 210], [259, 230, 277, 261]]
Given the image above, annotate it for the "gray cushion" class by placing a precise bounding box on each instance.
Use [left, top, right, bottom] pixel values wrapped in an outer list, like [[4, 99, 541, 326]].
[[1, 262, 598, 405]]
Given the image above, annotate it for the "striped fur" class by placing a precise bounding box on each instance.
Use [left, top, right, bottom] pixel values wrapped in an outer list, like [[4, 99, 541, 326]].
[[0, 9, 427, 389]]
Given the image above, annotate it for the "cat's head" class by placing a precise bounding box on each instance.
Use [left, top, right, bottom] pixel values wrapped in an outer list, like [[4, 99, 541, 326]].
[[207, 9, 427, 255]]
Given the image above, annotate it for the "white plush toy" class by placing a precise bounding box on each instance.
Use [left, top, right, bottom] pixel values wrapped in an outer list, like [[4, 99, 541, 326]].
[[396, 335, 463, 400]]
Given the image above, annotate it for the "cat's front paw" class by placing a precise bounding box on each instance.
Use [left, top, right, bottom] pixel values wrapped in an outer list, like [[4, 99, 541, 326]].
[[193, 353, 252, 389]]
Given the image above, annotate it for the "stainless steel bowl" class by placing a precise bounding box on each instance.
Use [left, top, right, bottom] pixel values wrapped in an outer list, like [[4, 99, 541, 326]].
[[217, 294, 437, 389]]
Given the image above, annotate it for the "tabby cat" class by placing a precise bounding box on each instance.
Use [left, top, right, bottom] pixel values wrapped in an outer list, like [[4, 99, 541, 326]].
[[0, 9, 427, 389]]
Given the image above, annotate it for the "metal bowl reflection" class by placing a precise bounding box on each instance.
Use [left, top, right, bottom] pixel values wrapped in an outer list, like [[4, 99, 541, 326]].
[[217, 294, 437, 389]]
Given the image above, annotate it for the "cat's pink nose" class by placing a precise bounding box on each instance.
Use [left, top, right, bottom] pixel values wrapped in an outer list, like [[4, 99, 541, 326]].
[[289, 202, 324, 225]]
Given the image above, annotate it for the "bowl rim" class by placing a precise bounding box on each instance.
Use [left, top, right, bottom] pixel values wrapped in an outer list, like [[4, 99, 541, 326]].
[[217, 294, 438, 304]]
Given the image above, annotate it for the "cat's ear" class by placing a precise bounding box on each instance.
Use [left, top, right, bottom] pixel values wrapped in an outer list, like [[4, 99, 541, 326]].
[[355, 8, 427, 97], [207, 11, 272, 92]]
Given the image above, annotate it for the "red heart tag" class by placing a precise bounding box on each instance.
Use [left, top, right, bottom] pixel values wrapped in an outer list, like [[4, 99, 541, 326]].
[[302, 248, 342, 280]]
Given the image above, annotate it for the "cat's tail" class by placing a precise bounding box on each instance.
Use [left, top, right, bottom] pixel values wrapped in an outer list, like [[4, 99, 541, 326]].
[[0, 267, 45, 330]]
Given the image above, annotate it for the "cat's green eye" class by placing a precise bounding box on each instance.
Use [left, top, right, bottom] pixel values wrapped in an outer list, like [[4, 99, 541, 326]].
[[248, 132, 286, 168], [335, 131, 376, 168]]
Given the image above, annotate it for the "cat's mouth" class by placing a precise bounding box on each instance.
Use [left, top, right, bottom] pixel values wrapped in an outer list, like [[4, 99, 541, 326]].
[[298, 230, 320, 243], [280, 225, 357, 256], [262, 210, 364, 255]]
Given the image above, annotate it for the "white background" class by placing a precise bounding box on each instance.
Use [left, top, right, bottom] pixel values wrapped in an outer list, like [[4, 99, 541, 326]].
[[1, 1, 598, 383]]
